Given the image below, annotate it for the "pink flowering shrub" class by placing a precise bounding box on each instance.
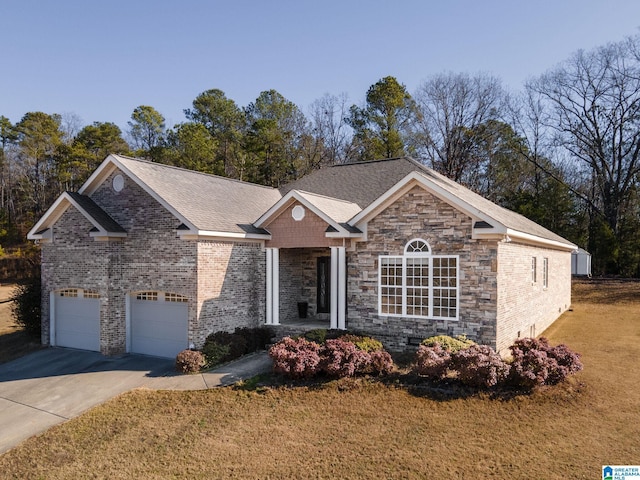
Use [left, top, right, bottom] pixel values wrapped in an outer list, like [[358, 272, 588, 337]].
[[368, 350, 395, 375], [320, 338, 370, 377], [451, 344, 510, 388], [175, 349, 206, 373], [413, 343, 452, 380], [508, 337, 583, 389], [269, 334, 395, 379], [269, 337, 321, 379]]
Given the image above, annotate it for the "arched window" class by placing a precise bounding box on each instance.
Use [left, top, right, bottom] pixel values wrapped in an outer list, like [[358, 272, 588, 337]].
[[379, 239, 459, 319], [405, 238, 431, 254]]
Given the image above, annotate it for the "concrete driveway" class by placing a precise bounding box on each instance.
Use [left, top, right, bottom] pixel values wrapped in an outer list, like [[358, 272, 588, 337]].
[[0, 348, 174, 454]]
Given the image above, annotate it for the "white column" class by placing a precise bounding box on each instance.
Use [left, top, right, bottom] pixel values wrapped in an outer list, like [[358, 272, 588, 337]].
[[266, 249, 273, 325], [266, 248, 280, 325], [330, 247, 338, 329], [337, 246, 346, 330], [272, 248, 279, 325], [49, 291, 56, 346]]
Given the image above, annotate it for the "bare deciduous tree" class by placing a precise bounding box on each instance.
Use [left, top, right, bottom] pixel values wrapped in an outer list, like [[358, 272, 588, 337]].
[[413, 72, 505, 186], [308, 93, 353, 166], [527, 35, 640, 236]]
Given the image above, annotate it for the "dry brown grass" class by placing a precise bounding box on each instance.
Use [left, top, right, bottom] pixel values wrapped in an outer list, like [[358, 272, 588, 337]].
[[0, 284, 42, 364], [1, 279, 639, 479]]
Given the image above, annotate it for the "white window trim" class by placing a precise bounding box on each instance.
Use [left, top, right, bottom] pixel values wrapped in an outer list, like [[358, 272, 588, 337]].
[[542, 257, 549, 289], [378, 241, 459, 321], [531, 257, 537, 284]]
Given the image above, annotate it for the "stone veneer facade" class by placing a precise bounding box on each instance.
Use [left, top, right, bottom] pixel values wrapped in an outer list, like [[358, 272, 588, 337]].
[[346, 186, 499, 351], [345, 185, 571, 353], [41, 168, 264, 355]]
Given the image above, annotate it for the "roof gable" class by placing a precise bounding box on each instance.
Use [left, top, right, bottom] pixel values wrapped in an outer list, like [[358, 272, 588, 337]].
[[349, 169, 576, 251], [79, 154, 282, 238], [27, 192, 126, 242], [255, 190, 362, 237]]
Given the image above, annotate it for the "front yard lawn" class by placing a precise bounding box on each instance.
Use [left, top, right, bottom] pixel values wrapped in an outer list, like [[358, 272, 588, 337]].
[[1, 279, 638, 479]]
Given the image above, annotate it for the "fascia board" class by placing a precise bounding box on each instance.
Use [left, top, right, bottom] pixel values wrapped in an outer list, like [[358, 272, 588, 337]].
[[178, 229, 271, 241], [504, 229, 577, 251], [255, 190, 349, 235], [325, 231, 363, 239], [27, 193, 71, 239], [349, 172, 501, 229], [64, 193, 118, 237], [78, 156, 118, 195], [27, 191, 129, 241], [254, 191, 298, 227]]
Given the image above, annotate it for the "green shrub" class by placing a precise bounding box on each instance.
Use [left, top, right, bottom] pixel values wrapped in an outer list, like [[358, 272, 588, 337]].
[[339, 334, 384, 353], [421, 335, 475, 352], [203, 331, 246, 364], [11, 272, 42, 338], [304, 328, 328, 344], [175, 349, 206, 373], [201, 341, 231, 368], [234, 326, 274, 352]]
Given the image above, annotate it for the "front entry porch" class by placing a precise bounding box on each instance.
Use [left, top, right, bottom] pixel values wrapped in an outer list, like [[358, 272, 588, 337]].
[[264, 246, 346, 330]]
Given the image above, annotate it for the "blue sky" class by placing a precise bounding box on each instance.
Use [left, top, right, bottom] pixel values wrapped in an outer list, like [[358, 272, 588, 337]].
[[2, 0, 639, 132]]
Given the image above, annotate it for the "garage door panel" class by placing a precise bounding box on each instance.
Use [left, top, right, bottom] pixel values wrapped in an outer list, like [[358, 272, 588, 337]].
[[55, 296, 100, 352], [131, 295, 188, 358]]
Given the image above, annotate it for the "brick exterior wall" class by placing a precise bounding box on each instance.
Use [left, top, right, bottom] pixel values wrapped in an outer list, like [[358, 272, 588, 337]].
[[347, 186, 499, 351], [195, 240, 265, 347], [41, 168, 265, 355], [495, 241, 571, 353]]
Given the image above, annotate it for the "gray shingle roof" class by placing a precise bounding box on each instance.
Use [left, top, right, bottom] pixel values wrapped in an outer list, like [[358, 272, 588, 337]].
[[67, 192, 126, 233], [104, 155, 572, 247], [280, 157, 422, 208], [282, 157, 574, 248], [413, 168, 574, 247], [113, 155, 282, 234]]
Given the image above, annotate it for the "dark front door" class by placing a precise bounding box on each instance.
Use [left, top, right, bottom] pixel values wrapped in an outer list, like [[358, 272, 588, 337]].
[[317, 256, 331, 314]]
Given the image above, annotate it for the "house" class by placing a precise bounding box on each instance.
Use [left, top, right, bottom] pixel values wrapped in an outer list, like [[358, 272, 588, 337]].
[[28, 154, 576, 358]]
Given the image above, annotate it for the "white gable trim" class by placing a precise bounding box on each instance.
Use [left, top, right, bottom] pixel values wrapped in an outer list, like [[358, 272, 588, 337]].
[[27, 192, 127, 243], [350, 171, 497, 227], [349, 171, 575, 251], [79, 154, 199, 232], [254, 190, 356, 237]]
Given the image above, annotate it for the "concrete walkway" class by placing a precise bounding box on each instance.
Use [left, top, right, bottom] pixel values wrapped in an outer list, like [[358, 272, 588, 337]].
[[0, 348, 272, 454]]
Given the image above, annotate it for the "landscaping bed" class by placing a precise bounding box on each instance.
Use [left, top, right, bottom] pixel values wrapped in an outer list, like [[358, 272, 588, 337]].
[[1, 279, 638, 478]]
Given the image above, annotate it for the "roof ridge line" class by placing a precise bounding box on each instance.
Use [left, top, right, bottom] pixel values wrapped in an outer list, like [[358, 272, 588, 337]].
[[112, 154, 278, 191], [294, 189, 360, 205]]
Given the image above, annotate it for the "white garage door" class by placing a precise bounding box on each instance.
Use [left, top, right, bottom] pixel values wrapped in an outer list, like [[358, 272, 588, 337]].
[[130, 291, 188, 358], [55, 289, 100, 351]]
